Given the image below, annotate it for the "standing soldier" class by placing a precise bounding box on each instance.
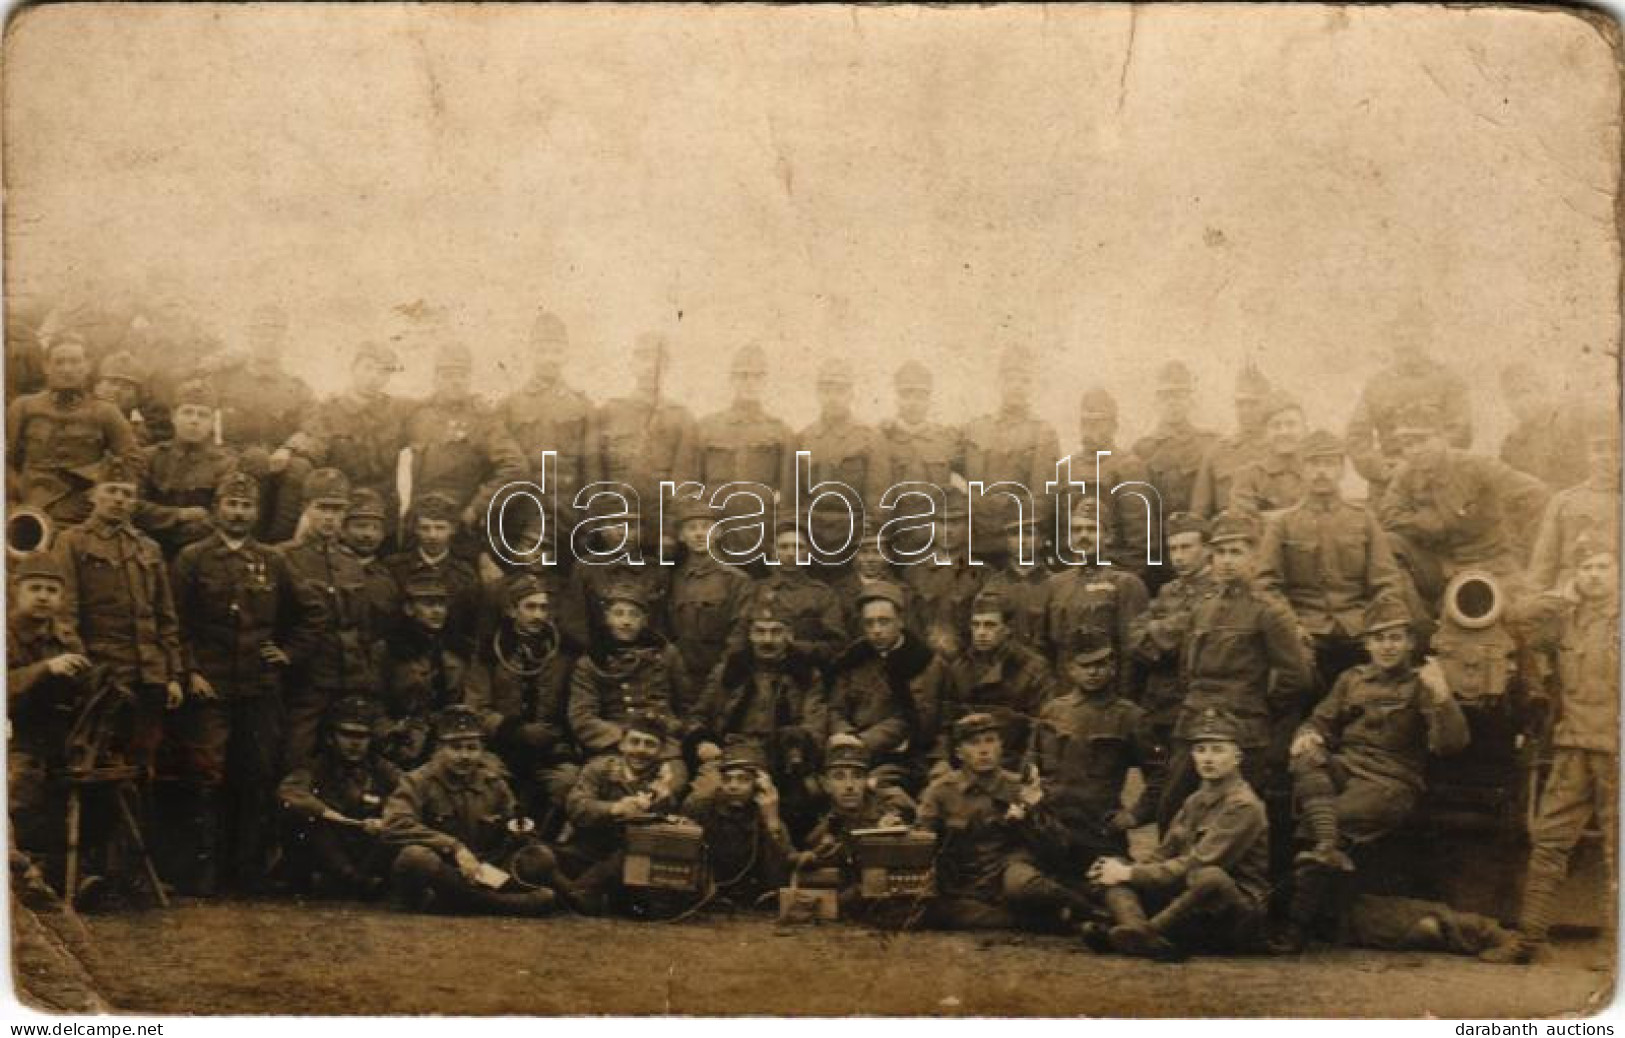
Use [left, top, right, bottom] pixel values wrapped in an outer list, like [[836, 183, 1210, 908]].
[[168, 472, 292, 894], [1131, 360, 1214, 519], [1225, 394, 1308, 517], [1497, 363, 1588, 489], [962, 346, 1060, 554], [1527, 408, 1620, 594], [136, 379, 236, 557], [902, 490, 984, 658], [1040, 498, 1149, 693], [341, 488, 401, 642], [592, 332, 698, 507], [731, 515, 846, 668], [694, 344, 791, 497], [666, 498, 753, 688], [91, 351, 154, 447], [942, 591, 1053, 772], [285, 341, 404, 520], [7, 334, 139, 526], [789, 359, 889, 508], [880, 360, 964, 488], [278, 468, 376, 767], [500, 310, 594, 499], [1068, 387, 1151, 579], [1489, 537, 1618, 963], [1345, 339, 1473, 503], [1257, 430, 1406, 687], [1190, 362, 1274, 518]]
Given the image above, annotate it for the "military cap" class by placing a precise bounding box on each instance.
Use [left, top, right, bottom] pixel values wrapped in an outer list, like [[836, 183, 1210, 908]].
[[1188, 707, 1241, 744], [1260, 392, 1303, 423], [816, 358, 854, 387], [952, 712, 1002, 744], [670, 496, 717, 525], [303, 468, 351, 504], [894, 361, 933, 391], [96, 351, 142, 384], [823, 733, 870, 771], [1156, 361, 1196, 393], [621, 709, 670, 742], [415, 491, 461, 523], [999, 345, 1036, 375], [1300, 430, 1345, 459], [10, 554, 65, 585], [173, 378, 218, 410], [328, 696, 379, 734], [602, 580, 649, 611], [731, 344, 768, 377], [1393, 401, 1443, 434], [855, 580, 906, 614], [404, 573, 451, 601], [346, 487, 387, 521], [1234, 361, 1271, 401], [1208, 510, 1260, 546], [434, 342, 472, 371], [1079, 387, 1118, 420], [746, 592, 790, 627], [1361, 596, 1412, 636], [434, 704, 485, 742], [1165, 511, 1210, 540], [354, 341, 402, 373], [969, 590, 1013, 621], [96, 454, 139, 486], [215, 471, 261, 503], [530, 309, 568, 349], [1067, 628, 1116, 664], [719, 740, 768, 773], [1572, 531, 1615, 565], [504, 573, 552, 608]]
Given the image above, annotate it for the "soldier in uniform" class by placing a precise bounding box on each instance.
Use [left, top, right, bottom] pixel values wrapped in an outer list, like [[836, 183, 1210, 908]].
[[374, 574, 469, 771], [977, 517, 1050, 651], [1258, 430, 1407, 688], [694, 344, 791, 498], [790, 359, 890, 508], [567, 581, 692, 762], [277, 468, 376, 768], [680, 742, 793, 908], [1088, 708, 1270, 960], [831, 525, 910, 638], [880, 360, 964, 489], [828, 581, 947, 792], [1344, 339, 1473, 502], [1131, 361, 1215, 519], [285, 341, 404, 523], [962, 346, 1061, 554], [1225, 393, 1308, 517], [1040, 498, 1149, 691], [558, 505, 671, 652], [1489, 536, 1618, 963], [915, 713, 1092, 931], [1497, 362, 1588, 489], [667, 498, 753, 688], [7, 334, 140, 526], [591, 331, 698, 507], [136, 378, 236, 557], [277, 696, 399, 898], [383, 490, 481, 655], [901, 490, 984, 658], [794, 734, 916, 903], [1527, 408, 1620, 594], [384, 705, 569, 915], [500, 310, 594, 498], [941, 590, 1053, 773], [1068, 387, 1152, 579], [1190, 362, 1274, 518], [91, 351, 154, 447], [341, 488, 401, 642], [1271, 598, 1469, 953], [167, 472, 292, 893], [732, 514, 846, 667]]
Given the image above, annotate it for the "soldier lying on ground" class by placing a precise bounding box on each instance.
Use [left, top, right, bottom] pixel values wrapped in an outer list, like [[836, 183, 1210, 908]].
[[278, 696, 398, 898]]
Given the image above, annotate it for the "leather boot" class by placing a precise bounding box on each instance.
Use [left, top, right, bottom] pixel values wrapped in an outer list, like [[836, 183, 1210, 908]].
[[1293, 796, 1354, 873], [1107, 887, 1183, 961], [1481, 869, 1561, 964]]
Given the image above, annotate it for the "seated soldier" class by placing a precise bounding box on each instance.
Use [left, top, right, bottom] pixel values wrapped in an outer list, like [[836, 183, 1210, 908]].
[[567, 581, 691, 769], [560, 709, 687, 915], [277, 696, 399, 897], [915, 713, 1094, 931], [1088, 708, 1269, 961], [383, 490, 481, 653], [1027, 631, 1156, 888], [942, 590, 1053, 774], [374, 574, 468, 771], [694, 596, 828, 839], [1271, 596, 1469, 953], [795, 734, 916, 911], [382, 705, 569, 916], [463, 574, 579, 825], [680, 743, 792, 909]]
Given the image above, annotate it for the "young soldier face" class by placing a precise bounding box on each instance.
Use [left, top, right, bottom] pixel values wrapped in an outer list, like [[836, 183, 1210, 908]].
[[1265, 407, 1306, 454], [437, 735, 485, 778], [172, 403, 214, 444], [14, 577, 63, 619], [1068, 513, 1101, 558], [407, 596, 450, 632], [860, 600, 902, 651], [45, 343, 90, 391], [897, 385, 931, 425], [94, 378, 139, 411], [957, 731, 1003, 775], [817, 380, 852, 416], [772, 530, 802, 568], [968, 611, 1009, 653], [732, 370, 766, 406], [1304, 454, 1344, 496], [823, 765, 867, 811], [1078, 413, 1116, 447], [509, 592, 552, 635], [1155, 388, 1192, 426], [1000, 370, 1034, 411], [352, 355, 391, 397], [1191, 739, 1243, 782], [1575, 553, 1618, 601], [90, 481, 137, 524], [718, 766, 757, 802], [342, 516, 386, 556], [416, 517, 454, 554], [1066, 654, 1116, 693], [855, 541, 888, 579], [1234, 393, 1267, 432], [1210, 540, 1255, 583], [306, 499, 347, 540], [332, 728, 372, 765], [1167, 532, 1208, 576], [679, 519, 713, 556], [619, 728, 663, 771], [748, 619, 791, 661], [1363, 626, 1412, 670], [604, 601, 648, 643], [216, 494, 259, 538]]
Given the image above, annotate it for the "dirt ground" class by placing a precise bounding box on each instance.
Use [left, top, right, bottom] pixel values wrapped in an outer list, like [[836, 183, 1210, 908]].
[[32, 899, 1613, 1018]]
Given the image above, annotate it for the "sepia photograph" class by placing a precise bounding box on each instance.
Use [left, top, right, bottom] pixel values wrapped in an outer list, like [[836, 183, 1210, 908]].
[[1, 1, 1620, 1020]]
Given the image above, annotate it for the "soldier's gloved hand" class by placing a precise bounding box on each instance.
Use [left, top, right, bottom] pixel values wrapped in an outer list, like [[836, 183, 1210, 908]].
[[45, 653, 92, 678], [188, 672, 218, 701], [453, 846, 482, 881], [165, 680, 185, 710]]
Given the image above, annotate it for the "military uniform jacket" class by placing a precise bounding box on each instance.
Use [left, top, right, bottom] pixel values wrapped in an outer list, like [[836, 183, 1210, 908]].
[[903, 554, 986, 657], [277, 537, 375, 691], [382, 752, 520, 860], [732, 568, 846, 663], [790, 415, 891, 506], [213, 365, 313, 452], [879, 417, 963, 488], [1029, 690, 1154, 827], [354, 555, 402, 643], [1257, 496, 1404, 640], [7, 613, 85, 755], [829, 633, 946, 762], [1379, 451, 1548, 568], [561, 560, 672, 651], [6, 391, 139, 519], [1176, 579, 1311, 748], [401, 394, 526, 516], [1225, 454, 1307, 517], [374, 620, 469, 724], [1301, 662, 1470, 793], [383, 549, 481, 651], [679, 791, 791, 883], [1128, 567, 1213, 717], [1191, 431, 1266, 518], [1057, 445, 1153, 571], [292, 391, 404, 495], [279, 750, 400, 823], [591, 395, 698, 498], [55, 517, 184, 687], [978, 565, 1049, 651], [694, 402, 791, 494], [696, 648, 828, 750], [1345, 359, 1473, 486], [943, 641, 1053, 766], [1528, 482, 1620, 593], [1131, 772, 1269, 907], [804, 786, 917, 865], [668, 555, 752, 682], [1040, 565, 1149, 692], [136, 440, 239, 553], [1131, 420, 1215, 516], [565, 753, 683, 858], [1500, 407, 1588, 489], [962, 407, 1061, 498], [501, 382, 594, 495], [462, 622, 574, 751], [171, 531, 290, 698], [832, 571, 914, 640], [916, 767, 1039, 897], [1523, 595, 1620, 753], [567, 634, 691, 754]]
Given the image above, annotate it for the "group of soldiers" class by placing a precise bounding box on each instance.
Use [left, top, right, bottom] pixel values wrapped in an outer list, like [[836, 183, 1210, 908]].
[[5, 303, 1618, 965]]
